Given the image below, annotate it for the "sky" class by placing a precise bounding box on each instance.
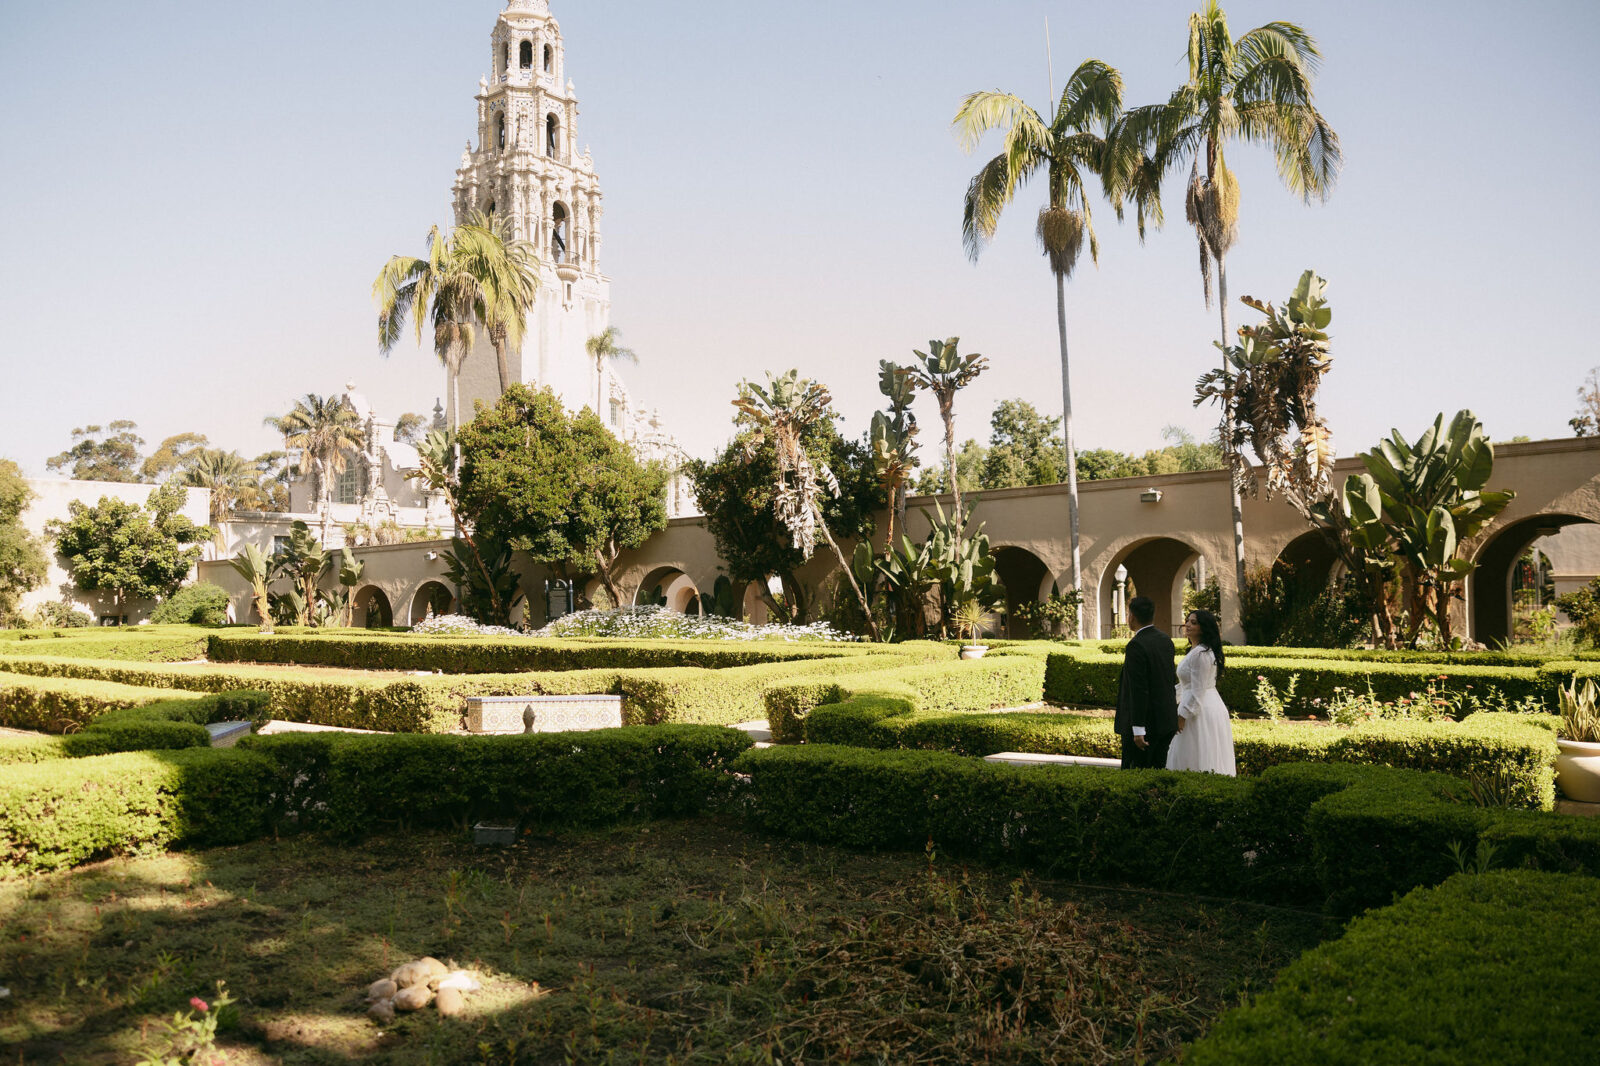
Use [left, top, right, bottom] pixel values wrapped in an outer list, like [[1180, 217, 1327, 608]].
[[2, 0, 1598, 478]]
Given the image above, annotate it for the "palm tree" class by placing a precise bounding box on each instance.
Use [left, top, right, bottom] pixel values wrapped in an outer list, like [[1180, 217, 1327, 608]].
[[733, 370, 881, 642], [1118, 0, 1341, 595], [905, 337, 988, 524], [954, 59, 1160, 629], [586, 326, 638, 423], [180, 448, 251, 526], [265, 395, 364, 509], [456, 210, 541, 395], [373, 226, 479, 429]]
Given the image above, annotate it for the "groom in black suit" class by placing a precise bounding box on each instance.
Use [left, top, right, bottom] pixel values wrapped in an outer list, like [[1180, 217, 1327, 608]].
[[1115, 595, 1179, 769]]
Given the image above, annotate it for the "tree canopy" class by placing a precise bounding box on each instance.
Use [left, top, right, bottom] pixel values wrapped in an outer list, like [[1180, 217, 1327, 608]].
[[46, 421, 145, 482], [0, 459, 48, 626], [47, 483, 209, 615]]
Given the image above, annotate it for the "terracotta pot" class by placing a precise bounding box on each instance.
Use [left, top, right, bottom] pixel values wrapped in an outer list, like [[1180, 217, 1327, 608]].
[[1556, 738, 1600, 803], [959, 645, 988, 660]]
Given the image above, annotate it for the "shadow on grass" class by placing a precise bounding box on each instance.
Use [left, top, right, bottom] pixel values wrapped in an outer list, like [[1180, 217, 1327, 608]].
[[0, 815, 1334, 1065]]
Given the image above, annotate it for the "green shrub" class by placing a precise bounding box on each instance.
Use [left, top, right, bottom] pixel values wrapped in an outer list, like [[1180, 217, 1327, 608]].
[[0, 626, 213, 662], [0, 748, 276, 877], [732, 746, 1600, 915], [0, 673, 177, 731], [150, 582, 231, 625], [1186, 870, 1600, 1065], [241, 724, 753, 838], [205, 631, 915, 673], [0, 677, 269, 763]]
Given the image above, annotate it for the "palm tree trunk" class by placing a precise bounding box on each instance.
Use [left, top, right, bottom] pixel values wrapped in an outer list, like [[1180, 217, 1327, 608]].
[[1217, 258, 1249, 607], [491, 326, 511, 394], [1055, 270, 1083, 639], [818, 519, 881, 642], [941, 396, 961, 520]]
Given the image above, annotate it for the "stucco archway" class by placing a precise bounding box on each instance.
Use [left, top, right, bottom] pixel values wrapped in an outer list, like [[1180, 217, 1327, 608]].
[[992, 545, 1053, 638], [1098, 536, 1208, 638], [354, 585, 392, 629], [408, 581, 454, 626], [1272, 530, 1342, 596], [1471, 513, 1598, 646], [634, 566, 702, 615]]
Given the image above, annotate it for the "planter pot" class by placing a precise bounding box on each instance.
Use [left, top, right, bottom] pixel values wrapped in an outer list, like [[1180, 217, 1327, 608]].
[[472, 822, 518, 847], [959, 645, 989, 660], [1557, 739, 1600, 803]]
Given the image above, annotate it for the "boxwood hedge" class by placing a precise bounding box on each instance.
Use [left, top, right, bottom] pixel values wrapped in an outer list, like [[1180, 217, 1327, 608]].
[[1186, 870, 1600, 1065], [0, 678, 272, 764], [733, 744, 1600, 914]]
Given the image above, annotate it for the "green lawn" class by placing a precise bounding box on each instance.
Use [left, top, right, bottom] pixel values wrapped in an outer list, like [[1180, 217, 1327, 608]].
[[0, 820, 1330, 1064]]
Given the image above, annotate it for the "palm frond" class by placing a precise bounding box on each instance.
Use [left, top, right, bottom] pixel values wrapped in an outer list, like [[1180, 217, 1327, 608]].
[[1058, 59, 1123, 131], [962, 152, 1019, 261], [952, 91, 1043, 154]]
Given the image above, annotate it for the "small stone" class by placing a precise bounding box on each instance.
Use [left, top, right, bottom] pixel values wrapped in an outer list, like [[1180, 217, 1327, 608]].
[[366, 978, 397, 1001], [436, 970, 481, 993], [391, 961, 431, 989], [420, 957, 449, 979], [393, 985, 433, 1012], [367, 998, 395, 1025], [434, 986, 465, 1017]]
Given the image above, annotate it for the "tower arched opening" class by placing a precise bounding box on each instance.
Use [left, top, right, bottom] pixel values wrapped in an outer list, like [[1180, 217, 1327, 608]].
[[545, 113, 560, 158], [544, 44, 553, 72], [551, 202, 568, 263], [496, 112, 506, 151], [520, 40, 533, 69]]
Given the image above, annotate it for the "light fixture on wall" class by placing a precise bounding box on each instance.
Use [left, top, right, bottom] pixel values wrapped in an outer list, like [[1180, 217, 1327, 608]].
[[425, 550, 439, 561], [1140, 488, 1163, 504]]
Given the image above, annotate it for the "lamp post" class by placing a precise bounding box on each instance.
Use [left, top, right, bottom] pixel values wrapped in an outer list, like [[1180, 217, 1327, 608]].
[[1114, 564, 1129, 636]]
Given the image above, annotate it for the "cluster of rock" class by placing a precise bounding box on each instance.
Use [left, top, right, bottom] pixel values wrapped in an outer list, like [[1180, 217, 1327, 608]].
[[364, 957, 480, 1024]]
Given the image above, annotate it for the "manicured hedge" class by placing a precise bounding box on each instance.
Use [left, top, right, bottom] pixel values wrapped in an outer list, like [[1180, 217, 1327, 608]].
[[1186, 870, 1600, 1065], [0, 653, 936, 732], [240, 724, 753, 838], [0, 724, 752, 878], [1045, 648, 1555, 714], [0, 681, 272, 764], [206, 630, 932, 673], [732, 745, 1600, 914], [800, 705, 1559, 809], [0, 627, 214, 662], [763, 654, 1047, 744], [0, 672, 180, 732], [0, 747, 277, 877]]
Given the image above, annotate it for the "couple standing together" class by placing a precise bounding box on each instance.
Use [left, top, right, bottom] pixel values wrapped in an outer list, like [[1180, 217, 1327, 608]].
[[1114, 595, 1236, 775]]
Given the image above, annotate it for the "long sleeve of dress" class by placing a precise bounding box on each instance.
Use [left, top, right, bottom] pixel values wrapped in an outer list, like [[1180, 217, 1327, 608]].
[[1176, 649, 1206, 720]]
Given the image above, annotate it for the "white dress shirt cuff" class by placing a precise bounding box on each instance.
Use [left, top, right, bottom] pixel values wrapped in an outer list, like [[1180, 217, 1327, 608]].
[[1132, 726, 1146, 737]]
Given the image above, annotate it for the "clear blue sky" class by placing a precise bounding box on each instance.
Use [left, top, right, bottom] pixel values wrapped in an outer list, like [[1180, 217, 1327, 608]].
[[2, 0, 1597, 477]]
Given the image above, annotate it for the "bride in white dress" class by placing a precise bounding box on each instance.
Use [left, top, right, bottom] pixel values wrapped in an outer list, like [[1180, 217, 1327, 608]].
[[1167, 609, 1236, 776]]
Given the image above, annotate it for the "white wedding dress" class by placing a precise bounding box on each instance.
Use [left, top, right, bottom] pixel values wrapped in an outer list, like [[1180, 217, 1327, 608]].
[[1166, 646, 1236, 776]]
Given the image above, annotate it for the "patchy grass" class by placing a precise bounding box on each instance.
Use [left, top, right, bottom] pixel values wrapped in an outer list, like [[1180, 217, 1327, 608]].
[[0, 820, 1330, 1064]]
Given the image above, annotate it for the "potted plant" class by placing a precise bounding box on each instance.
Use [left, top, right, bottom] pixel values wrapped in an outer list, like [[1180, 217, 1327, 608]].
[[1557, 679, 1600, 803], [954, 599, 992, 660]]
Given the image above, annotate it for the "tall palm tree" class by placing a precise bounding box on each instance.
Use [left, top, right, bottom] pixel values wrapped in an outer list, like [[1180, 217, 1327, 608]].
[[265, 395, 364, 509], [1118, 0, 1341, 595], [586, 326, 638, 423], [180, 448, 251, 526], [954, 59, 1160, 632], [456, 210, 541, 395], [373, 226, 479, 429], [733, 370, 881, 642]]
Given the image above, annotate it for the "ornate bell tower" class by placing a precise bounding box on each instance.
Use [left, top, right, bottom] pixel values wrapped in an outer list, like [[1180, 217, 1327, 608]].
[[450, 0, 612, 427]]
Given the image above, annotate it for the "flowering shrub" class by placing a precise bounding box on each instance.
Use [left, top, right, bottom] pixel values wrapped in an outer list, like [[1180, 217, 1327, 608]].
[[410, 613, 523, 637], [1308, 676, 1544, 726], [535, 605, 851, 643], [136, 981, 234, 1065]]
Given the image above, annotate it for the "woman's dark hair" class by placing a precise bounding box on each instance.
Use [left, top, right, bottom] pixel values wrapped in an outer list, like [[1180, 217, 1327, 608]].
[[1187, 610, 1225, 674]]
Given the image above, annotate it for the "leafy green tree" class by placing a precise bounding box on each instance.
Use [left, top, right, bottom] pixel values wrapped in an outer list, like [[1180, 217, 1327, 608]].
[[0, 459, 48, 626], [686, 421, 880, 625], [150, 582, 230, 625], [48, 484, 209, 619], [586, 327, 638, 420], [913, 439, 986, 497], [982, 400, 1065, 489], [46, 421, 145, 482], [411, 427, 507, 622], [265, 395, 364, 508], [956, 59, 1161, 614], [1570, 367, 1600, 437], [140, 432, 209, 482], [1556, 577, 1600, 647], [457, 385, 668, 615], [1119, 0, 1341, 594], [392, 413, 429, 445]]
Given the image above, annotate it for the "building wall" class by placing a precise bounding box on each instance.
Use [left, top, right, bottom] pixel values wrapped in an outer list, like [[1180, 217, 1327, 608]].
[[19, 479, 210, 624]]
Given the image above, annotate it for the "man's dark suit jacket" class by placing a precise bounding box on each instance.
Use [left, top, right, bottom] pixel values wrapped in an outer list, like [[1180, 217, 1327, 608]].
[[1115, 625, 1179, 740]]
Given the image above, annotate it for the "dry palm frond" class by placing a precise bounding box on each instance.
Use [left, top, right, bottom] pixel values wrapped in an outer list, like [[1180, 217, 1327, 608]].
[[1036, 205, 1085, 277], [1184, 157, 1240, 306]]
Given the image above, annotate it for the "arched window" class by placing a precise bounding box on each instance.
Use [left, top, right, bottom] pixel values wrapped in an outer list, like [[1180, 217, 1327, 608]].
[[543, 44, 553, 72], [520, 40, 533, 68], [551, 202, 568, 263], [501, 42, 510, 75], [486, 199, 496, 216], [545, 114, 559, 158], [495, 113, 506, 150]]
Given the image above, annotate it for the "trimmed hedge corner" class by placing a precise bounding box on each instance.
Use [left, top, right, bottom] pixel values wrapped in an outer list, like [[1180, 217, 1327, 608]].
[[1186, 870, 1600, 1064]]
